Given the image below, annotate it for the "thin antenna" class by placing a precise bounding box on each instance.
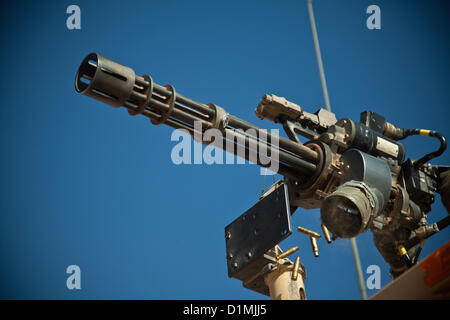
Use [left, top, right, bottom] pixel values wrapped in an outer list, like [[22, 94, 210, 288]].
[[306, 0, 367, 300], [306, 0, 331, 111], [350, 237, 367, 300]]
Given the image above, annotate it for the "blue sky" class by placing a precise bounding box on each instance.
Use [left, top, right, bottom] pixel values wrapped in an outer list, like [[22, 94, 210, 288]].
[[0, 0, 449, 299]]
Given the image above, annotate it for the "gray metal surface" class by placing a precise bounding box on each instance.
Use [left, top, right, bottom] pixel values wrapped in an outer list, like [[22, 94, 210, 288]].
[[341, 148, 392, 203], [225, 183, 292, 280]]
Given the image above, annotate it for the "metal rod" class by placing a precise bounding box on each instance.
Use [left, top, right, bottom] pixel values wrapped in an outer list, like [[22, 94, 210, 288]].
[[136, 104, 309, 180], [140, 97, 317, 176], [307, 0, 331, 112], [350, 237, 367, 300], [307, 0, 366, 300], [152, 83, 216, 118], [228, 140, 305, 180], [146, 98, 211, 128], [139, 88, 319, 176], [143, 85, 319, 174], [150, 93, 211, 121], [227, 115, 319, 163], [224, 128, 317, 175]]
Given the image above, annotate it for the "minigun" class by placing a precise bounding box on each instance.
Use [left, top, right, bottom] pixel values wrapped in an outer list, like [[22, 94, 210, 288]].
[[75, 53, 450, 295]]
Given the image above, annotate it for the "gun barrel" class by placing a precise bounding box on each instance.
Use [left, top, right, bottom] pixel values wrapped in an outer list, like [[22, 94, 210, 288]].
[[75, 53, 319, 179]]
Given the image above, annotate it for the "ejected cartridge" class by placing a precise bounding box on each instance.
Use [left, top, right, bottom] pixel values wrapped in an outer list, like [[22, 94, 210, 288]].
[[321, 224, 332, 243], [276, 246, 299, 260], [291, 256, 301, 281], [310, 237, 319, 257], [297, 226, 321, 238]]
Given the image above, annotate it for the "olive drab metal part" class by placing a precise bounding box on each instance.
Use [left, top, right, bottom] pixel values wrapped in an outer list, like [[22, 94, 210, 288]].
[[75, 53, 450, 298]]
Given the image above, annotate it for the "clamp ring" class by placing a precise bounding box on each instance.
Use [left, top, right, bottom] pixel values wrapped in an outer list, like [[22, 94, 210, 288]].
[[128, 74, 153, 116], [151, 84, 176, 125], [207, 103, 228, 131]]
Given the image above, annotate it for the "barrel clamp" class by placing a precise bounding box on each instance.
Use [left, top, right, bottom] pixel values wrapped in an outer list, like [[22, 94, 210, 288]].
[[151, 84, 177, 125], [128, 74, 153, 116], [207, 103, 228, 131]]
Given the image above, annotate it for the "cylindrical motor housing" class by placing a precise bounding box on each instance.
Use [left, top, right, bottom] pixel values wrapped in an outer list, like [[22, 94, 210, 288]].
[[340, 149, 392, 202], [335, 118, 406, 163], [353, 122, 405, 162], [320, 149, 393, 238]]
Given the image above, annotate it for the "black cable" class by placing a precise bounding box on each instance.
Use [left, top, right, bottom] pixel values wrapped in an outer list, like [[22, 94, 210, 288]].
[[399, 129, 447, 167], [437, 215, 450, 231], [412, 240, 425, 265]]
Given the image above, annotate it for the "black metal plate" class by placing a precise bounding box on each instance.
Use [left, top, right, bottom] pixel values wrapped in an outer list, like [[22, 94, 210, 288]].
[[225, 183, 292, 279]]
